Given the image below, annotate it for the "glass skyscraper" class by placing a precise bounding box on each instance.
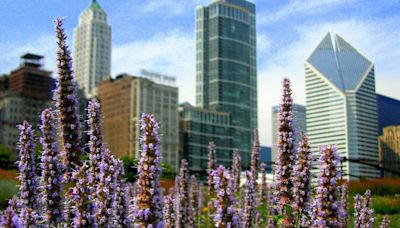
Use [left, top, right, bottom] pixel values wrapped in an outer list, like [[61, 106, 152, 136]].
[[305, 33, 380, 179], [196, 0, 257, 166]]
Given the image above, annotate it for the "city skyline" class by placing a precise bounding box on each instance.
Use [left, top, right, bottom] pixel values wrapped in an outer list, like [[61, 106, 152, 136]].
[[0, 0, 399, 146]]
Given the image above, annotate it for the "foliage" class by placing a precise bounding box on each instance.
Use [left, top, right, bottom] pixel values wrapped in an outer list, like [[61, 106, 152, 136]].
[[0, 180, 18, 209], [0, 144, 16, 170]]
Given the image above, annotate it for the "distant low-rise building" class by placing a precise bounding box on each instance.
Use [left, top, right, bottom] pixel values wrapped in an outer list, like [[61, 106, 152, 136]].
[[179, 102, 233, 179], [98, 73, 179, 171], [378, 126, 400, 177], [0, 54, 55, 149]]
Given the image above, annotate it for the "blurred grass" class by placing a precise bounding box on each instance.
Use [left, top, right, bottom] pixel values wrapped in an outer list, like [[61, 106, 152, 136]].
[[0, 179, 18, 209], [348, 178, 400, 196]]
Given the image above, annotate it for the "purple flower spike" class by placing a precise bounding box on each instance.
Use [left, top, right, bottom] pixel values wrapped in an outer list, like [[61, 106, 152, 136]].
[[359, 190, 375, 228], [274, 78, 296, 215], [163, 194, 175, 228], [175, 159, 189, 227], [110, 158, 130, 227], [17, 121, 38, 226], [258, 162, 268, 206], [354, 194, 363, 228], [243, 171, 256, 228], [1, 198, 21, 228], [40, 109, 64, 226], [211, 165, 240, 228], [208, 142, 216, 193], [380, 215, 390, 228], [292, 132, 312, 215], [94, 149, 115, 226], [64, 163, 95, 227], [312, 145, 340, 228], [188, 175, 198, 228], [231, 149, 241, 190], [339, 183, 348, 228], [251, 129, 260, 182], [54, 18, 83, 181], [131, 114, 163, 227], [87, 99, 105, 183]]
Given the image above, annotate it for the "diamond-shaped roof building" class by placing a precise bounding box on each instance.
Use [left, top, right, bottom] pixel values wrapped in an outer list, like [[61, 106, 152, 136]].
[[306, 33, 372, 91]]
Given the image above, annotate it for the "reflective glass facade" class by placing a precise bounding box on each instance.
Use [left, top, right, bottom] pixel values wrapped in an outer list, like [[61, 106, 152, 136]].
[[306, 33, 380, 180], [196, 0, 257, 166], [179, 103, 233, 180]]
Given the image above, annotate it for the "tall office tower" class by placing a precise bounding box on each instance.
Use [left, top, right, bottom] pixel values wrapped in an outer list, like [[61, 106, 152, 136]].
[[305, 33, 379, 179], [179, 102, 233, 179], [271, 103, 306, 163], [98, 73, 179, 171], [196, 0, 257, 166], [378, 126, 400, 177], [377, 94, 400, 135], [73, 0, 111, 98], [0, 54, 55, 149]]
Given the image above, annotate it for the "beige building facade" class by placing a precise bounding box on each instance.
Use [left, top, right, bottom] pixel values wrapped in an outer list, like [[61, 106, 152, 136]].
[[98, 74, 179, 171], [378, 126, 400, 177]]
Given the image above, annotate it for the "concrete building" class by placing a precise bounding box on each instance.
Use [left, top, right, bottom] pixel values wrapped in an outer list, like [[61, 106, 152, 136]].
[[196, 0, 257, 166], [98, 73, 179, 171], [305, 33, 379, 179], [378, 126, 400, 177], [377, 94, 400, 135], [179, 102, 233, 179], [0, 54, 54, 149], [271, 103, 306, 163], [73, 0, 111, 98]]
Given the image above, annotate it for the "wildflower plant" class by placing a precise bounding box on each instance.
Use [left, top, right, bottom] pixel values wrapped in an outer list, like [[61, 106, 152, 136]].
[[131, 114, 163, 227], [54, 18, 83, 180], [17, 121, 38, 226], [188, 175, 198, 228], [243, 171, 256, 228], [39, 109, 63, 226], [212, 165, 239, 228], [313, 145, 340, 227], [231, 149, 241, 190], [208, 142, 216, 193], [175, 159, 189, 227]]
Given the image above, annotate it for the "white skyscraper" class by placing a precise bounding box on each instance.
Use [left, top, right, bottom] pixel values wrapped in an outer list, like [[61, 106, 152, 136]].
[[305, 33, 379, 179], [73, 0, 111, 98]]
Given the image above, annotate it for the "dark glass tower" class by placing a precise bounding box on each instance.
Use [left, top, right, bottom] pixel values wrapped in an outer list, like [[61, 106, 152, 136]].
[[196, 0, 257, 167]]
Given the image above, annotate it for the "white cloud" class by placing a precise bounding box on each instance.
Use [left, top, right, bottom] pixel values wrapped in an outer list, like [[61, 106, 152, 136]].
[[259, 0, 358, 25], [112, 30, 196, 104], [0, 35, 57, 75], [258, 18, 400, 146]]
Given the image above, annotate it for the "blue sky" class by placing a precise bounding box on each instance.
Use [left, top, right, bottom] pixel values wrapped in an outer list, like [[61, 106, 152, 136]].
[[0, 0, 399, 146]]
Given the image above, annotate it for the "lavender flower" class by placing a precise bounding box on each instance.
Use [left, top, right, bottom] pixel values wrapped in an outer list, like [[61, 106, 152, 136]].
[[231, 149, 241, 189], [255, 211, 262, 227], [110, 158, 130, 227], [258, 162, 268, 206], [380, 215, 390, 228], [94, 148, 115, 226], [274, 78, 295, 214], [243, 171, 256, 228], [87, 99, 105, 184], [54, 18, 83, 181], [163, 194, 175, 228], [131, 114, 163, 227], [0, 198, 20, 228], [292, 132, 312, 215], [188, 175, 198, 228], [64, 163, 95, 227], [251, 129, 260, 181], [208, 142, 216, 193], [354, 194, 363, 228], [17, 121, 38, 226], [339, 183, 348, 228], [360, 190, 374, 228], [212, 165, 240, 228], [312, 145, 340, 228], [175, 159, 189, 228], [39, 109, 63, 226], [266, 218, 275, 228]]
